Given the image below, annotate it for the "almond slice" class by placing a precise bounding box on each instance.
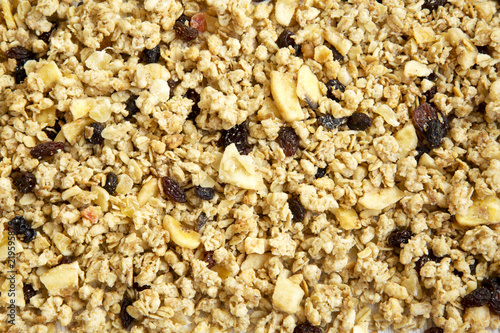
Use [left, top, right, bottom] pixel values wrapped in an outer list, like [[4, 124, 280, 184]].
[[270, 71, 304, 122], [296, 65, 322, 109], [137, 178, 159, 206], [456, 196, 500, 227], [359, 187, 404, 210], [373, 104, 399, 127], [218, 143, 265, 191], [332, 208, 360, 230], [61, 118, 93, 144], [163, 215, 201, 249], [36, 61, 62, 92], [394, 124, 418, 158], [40, 261, 80, 297]]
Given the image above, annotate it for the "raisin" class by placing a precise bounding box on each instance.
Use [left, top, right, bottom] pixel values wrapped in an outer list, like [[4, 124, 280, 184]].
[[293, 322, 322, 333], [220, 122, 251, 155], [5, 46, 35, 61], [30, 141, 65, 159], [120, 295, 134, 329], [315, 167, 327, 179], [23, 284, 37, 305], [176, 14, 190, 25], [387, 229, 412, 248], [288, 197, 306, 222], [424, 328, 443, 333], [8, 216, 27, 234], [330, 45, 344, 61], [143, 44, 161, 64], [9, 216, 37, 243], [347, 113, 372, 131], [426, 118, 447, 148], [412, 102, 447, 148], [161, 177, 187, 203], [185, 89, 201, 122], [490, 288, 500, 315], [277, 29, 301, 56], [43, 119, 62, 140], [469, 258, 478, 274], [326, 79, 346, 101], [124, 95, 140, 120], [196, 212, 208, 231], [204, 251, 216, 269], [422, 0, 448, 11], [461, 287, 491, 308], [277, 126, 300, 157], [194, 186, 215, 200], [168, 79, 179, 98], [174, 21, 199, 41], [317, 115, 347, 130], [86, 122, 105, 144], [415, 250, 442, 274], [103, 172, 118, 195], [133, 282, 151, 292], [12, 171, 37, 193], [476, 45, 490, 55], [423, 86, 437, 101], [14, 66, 27, 84], [427, 73, 438, 82], [59, 256, 74, 265], [39, 23, 58, 43]]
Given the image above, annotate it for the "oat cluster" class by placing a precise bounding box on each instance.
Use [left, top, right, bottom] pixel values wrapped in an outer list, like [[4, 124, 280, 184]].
[[1, 0, 500, 332]]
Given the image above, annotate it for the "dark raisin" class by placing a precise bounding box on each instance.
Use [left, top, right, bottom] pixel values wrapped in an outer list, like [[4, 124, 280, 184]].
[[427, 73, 438, 82], [387, 229, 412, 248], [426, 118, 447, 148], [39, 24, 58, 44], [194, 186, 215, 200], [21, 228, 37, 243], [174, 21, 199, 41], [185, 89, 201, 122], [103, 172, 118, 195], [288, 197, 306, 222], [143, 45, 161, 64], [326, 79, 346, 102], [461, 287, 491, 308], [412, 102, 447, 148], [43, 119, 62, 140], [347, 113, 372, 131], [277, 126, 300, 157], [5, 46, 35, 61], [476, 45, 490, 55], [176, 14, 190, 25], [12, 171, 37, 193], [424, 328, 443, 333], [293, 322, 322, 333], [23, 284, 37, 305], [330, 45, 344, 61], [168, 79, 179, 98], [30, 141, 65, 159], [315, 167, 327, 179], [317, 115, 347, 130], [196, 212, 208, 231], [161, 177, 187, 203], [469, 258, 478, 274], [59, 256, 74, 265], [204, 251, 216, 269], [133, 282, 151, 292], [489, 287, 500, 315], [423, 86, 437, 102], [415, 250, 442, 274], [277, 30, 301, 56], [120, 295, 134, 329], [8, 216, 27, 234], [14, 66, 27, 84], [9, 216, 37, 243], [124, 95, 140, 120], [86, 122, 105, 144], [422, 0, 448, 11], [220, 122, 251, 155]]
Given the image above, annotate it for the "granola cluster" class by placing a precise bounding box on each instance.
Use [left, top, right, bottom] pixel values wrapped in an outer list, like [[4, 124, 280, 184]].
[[1, 0, 500, 332]]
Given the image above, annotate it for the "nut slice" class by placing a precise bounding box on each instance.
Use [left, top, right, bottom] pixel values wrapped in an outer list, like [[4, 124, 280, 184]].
[[270, 71, 304, 122], [218, 143, 265, 191], [359, 187, 404, 210], [40, 261, 80, 297], [296, 65, 322, 109], [275, 0, 299, 26], [163, 215, 201, 249], [456, 196, 500, 227], [394, 124, 418, 158]]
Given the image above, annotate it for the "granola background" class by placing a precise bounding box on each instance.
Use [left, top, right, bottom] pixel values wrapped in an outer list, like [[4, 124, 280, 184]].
[[1, 0, 500, 332]]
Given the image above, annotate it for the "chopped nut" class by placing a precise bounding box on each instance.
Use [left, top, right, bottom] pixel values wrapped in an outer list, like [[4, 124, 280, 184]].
[[40, 262, 80, 297]]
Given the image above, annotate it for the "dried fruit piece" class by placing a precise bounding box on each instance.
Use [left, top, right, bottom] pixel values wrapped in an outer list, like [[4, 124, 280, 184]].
[[204, 251, 216, 268], [388, 229, 412, 247], [8, 216, 37, 243], [185, 88, 201, 121], [161, 177, 187, 203], [190, 13, 206, 33], [270, 71, 304, 122], [315, 167, 327, 179], [14, 66, 27, 84], [424, 328, 443, 333], [330, 45, 344, 61], [39, 23, 58, 43], [275, 0, 299, 26], [347, 113, 372, 131], [395, 124, 418, 158], [103, 172, 118, 195], [277, 126, 300, 157], [43, 118, 62, 140], [176, 14, 190, 24], [30, 141, 65, 159], [12, 171, 36, 193], [422, 0, 448, 11], [288, 197, 305, 222], [296, 65, 321, 108], [40, 261, 79, 297], [412, 102, 448, 148], [490, 288, 500, 315], [143, 45, 160, 64], [317, 115, 347, 130], [415, 250, 442, 274], [427, 73, 438, 81], [120, 295, 134, 329], [124, 95, 139, 120], [86, 122, 105, 144], [423, 86, 437, 101], [332, 208, 360, 230], [326, 79, 345, 101], [220, 122, 251, 155], [358, 187, 404, 210], [168, 79, 179, 98], [195, 186, 215, 200], [461, 287, 491, 308], [23, 284, 37, 305], [5, 46, 35, 61], [277, 29, 301, 56], [163, 215, 201, 249], [293, 322, 322, 333], [174, 20, 199, 41], [218, 144, 265, 190], [455, 196, 500, 227], [197, 212, 208, 231], [272, 274, 304, 314]]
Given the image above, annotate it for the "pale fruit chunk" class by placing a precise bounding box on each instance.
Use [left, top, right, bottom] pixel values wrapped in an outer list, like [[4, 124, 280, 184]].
[[218, 143, 265, 191], [404, 60, 432, 77], [359, 187, 404, 210], [70, 98, 95, 120], [120, 196, 139, 218], [1, 0, 16, 29], [91, 185, 110, 211], [0, 231, 23, 262], [137, 178, 159, 206], [89, 98, 112, 122], [373, 104, 399, 127], [35, 107, 57, 127], [456, 196, 500, 227], [61, 118, 93, 144], [275, 0, 299, 26], [85, 51, 112, 70], [241, 254, 272, 271], [270, 71, 304, 122], [332, 208, 360, 230], [324, 26, 352, 56], [163, 215, 201, 249], [36, 61, 62, 92], [296, 65, 322, 109], [40, 261, 80, 297], [272, 274, 304, 314], [52, 232, 72, 256], [413, 26, 436, 45], [394, 124, 418, 158]]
